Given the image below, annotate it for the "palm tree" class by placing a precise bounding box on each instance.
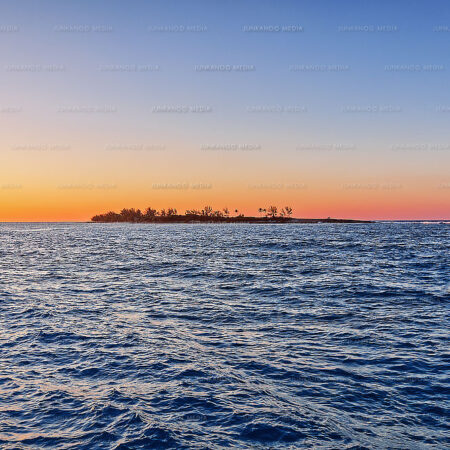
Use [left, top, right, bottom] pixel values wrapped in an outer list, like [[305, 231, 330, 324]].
[[267, 205, 277, 218]]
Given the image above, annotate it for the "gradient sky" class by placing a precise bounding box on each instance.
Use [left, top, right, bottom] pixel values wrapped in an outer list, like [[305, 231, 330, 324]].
[[1, 0, 449, 221]]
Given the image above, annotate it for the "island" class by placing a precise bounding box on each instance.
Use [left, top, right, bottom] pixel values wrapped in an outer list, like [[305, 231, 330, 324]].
[[91, 206, 372, 223]]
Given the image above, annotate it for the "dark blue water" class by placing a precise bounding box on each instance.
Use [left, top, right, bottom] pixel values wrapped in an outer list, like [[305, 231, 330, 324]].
[[0, 223, 448, 448]]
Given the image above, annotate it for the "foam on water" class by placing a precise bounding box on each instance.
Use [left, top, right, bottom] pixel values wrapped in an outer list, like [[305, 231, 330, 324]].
[[0, 222, 448, 448]]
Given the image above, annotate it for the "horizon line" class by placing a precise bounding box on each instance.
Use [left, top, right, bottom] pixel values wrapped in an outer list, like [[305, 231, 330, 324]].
[[0, 219, 449, 223]]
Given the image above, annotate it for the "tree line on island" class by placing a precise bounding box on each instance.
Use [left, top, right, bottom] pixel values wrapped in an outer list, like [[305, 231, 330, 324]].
[[91, 205, 294, 223]]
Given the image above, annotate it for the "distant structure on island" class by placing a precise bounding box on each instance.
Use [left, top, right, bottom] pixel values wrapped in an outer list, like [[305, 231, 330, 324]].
[[91, 206, 371, 223]]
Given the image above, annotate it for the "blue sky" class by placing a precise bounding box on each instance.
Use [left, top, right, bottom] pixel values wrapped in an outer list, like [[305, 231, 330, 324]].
[[1, 0, 449, 220]]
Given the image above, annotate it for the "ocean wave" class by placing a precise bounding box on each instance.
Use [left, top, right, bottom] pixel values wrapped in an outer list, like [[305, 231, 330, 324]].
[[0, 222, 448, 448]]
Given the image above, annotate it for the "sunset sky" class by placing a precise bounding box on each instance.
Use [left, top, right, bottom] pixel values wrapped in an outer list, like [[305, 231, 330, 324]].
[[1, 0, 449, 221]]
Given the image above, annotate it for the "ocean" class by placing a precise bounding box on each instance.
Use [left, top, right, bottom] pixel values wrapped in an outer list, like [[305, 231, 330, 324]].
[[0, 222, 448, 448]]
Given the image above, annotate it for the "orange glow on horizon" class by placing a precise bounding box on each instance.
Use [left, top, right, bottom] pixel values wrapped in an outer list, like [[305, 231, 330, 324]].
[[1, 182, 448, 222]]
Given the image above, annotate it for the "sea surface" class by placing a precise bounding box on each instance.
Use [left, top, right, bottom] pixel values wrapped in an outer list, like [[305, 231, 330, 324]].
[[0, 222, 448, 449]]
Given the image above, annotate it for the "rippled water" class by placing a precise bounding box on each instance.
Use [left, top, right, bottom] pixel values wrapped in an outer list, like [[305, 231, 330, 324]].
[[0, 223, 448, 448]]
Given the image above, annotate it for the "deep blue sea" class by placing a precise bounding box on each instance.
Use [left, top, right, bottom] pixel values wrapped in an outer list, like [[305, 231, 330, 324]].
[[0, 222, 448, 449]]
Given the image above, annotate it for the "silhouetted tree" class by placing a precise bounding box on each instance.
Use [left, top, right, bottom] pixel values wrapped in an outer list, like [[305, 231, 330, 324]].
[[185, 209, 201, 216], [267, 206, 278, 218], [202, 206, 213, 217], [92, 211, 120, 222], [92, 204, 292, 223], [120, 208, 141, 222], [282, 206, 293, 218], [144, 207, 158, 220], [135, 209, 143, 222]]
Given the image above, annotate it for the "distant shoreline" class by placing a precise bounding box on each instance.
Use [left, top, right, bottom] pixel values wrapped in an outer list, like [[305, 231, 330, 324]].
[[1, 220, 449, 223], [91, 216, 373, 224], [91, 206, 373, 224]]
